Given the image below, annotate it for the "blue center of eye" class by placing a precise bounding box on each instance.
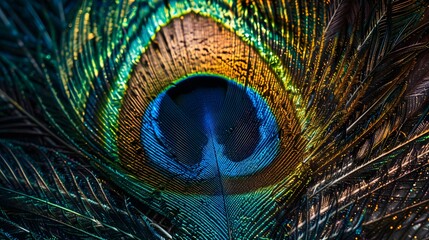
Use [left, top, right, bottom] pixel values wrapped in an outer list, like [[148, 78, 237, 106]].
[[141, 75, 279, 179]]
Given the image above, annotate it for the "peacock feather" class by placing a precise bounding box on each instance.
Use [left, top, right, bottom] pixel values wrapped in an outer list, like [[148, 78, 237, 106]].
[[1, 0, 429, 239]]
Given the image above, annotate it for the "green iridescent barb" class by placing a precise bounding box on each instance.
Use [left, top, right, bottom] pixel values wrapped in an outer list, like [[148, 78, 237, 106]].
[[1, 0, 429, 239]]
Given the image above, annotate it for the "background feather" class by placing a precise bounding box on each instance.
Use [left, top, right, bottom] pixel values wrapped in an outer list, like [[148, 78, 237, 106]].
[[0, 0, 172, 239], [0, 141, 171, 239]]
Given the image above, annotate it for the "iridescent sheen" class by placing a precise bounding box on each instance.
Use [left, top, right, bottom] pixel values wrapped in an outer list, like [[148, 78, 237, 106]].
[[1, 0, 429, 239]]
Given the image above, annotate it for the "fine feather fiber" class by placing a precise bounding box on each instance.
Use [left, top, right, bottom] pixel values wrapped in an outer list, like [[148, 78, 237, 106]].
[[1, 0, 429, 239]]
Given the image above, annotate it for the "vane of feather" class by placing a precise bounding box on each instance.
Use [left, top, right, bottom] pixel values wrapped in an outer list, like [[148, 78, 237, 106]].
[[296, 0, 428, 167], [17, 1, 315, 238], [274, 0, 429, 239], [0, 89, 79, 153], [284, 128, 429, 239], [0, 140, 172, 239], [0, 0, 86, 151], [0, 1, 173, 236]]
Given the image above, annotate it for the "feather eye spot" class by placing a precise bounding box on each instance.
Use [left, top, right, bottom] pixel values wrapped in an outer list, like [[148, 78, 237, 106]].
[[116, 14, 306, 195], [141, 75, 280, 179]]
